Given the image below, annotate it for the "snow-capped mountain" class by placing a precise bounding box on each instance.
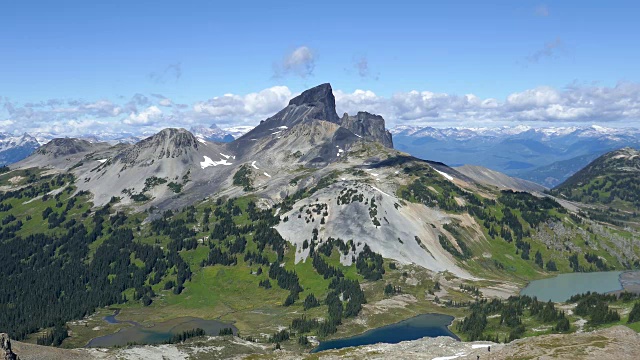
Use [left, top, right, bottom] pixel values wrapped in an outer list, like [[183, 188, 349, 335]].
[[390, 124, 639, 141], [189, 124, 235, 143], [221, 125, 254, 139], [189, 124, 255, 143], [32, 131, 145, 146], [0, 133, 40, 166], [391, 125, 640, 187]]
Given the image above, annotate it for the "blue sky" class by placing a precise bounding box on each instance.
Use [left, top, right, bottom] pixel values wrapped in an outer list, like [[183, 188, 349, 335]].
[[2, 0, 640, 136]]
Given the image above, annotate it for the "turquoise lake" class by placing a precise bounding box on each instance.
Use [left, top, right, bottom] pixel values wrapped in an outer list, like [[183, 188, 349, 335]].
[[520, 271, 624, 302]]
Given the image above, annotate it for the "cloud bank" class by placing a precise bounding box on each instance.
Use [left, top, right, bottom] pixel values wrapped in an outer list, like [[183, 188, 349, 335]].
[[2, 82, 640, 138]]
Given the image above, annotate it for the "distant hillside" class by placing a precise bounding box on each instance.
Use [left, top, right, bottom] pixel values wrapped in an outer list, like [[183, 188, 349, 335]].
[[551, 147, 640, 226], [455, 165, 546, 193], [516, 152, 602, 188]]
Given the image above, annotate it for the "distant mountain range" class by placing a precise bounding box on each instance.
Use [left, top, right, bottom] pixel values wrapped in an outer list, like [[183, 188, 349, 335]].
[[4, 120, 640, 189], [0, 124, 253, 167], [0, 133, 40, 166], [391, 125, 640, 187]]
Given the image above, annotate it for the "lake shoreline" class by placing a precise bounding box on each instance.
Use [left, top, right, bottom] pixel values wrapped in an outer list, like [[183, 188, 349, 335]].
[[311, 313, 459, 353], [519, 270, 640, 303], [84, 312, 237, 348]]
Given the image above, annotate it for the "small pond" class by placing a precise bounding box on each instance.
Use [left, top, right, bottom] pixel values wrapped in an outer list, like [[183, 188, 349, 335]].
[[311, 313, 458, 353], [86, 312, 237, 347], [520, 271, 624, 302]]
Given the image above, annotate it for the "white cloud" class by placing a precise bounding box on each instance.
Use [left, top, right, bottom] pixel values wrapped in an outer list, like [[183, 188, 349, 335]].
[[159, 98, 172, 107], [335, 82, 640, 127], [193, 86, 291, 123], [0, 119, 14, 130], [3, 82, 640, 138], [123, 106, 163, 125], [274, 46, 316, 78]]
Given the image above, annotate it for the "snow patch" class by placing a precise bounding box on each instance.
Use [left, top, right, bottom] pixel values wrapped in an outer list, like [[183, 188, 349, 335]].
[[471, 344, 491, 349], [435, 169, 453, 181], [371, 186, 392, 197], [220, 153, 231, 159], [97, 159, 107, 163], [251, 161, 259, 169], [200, 156, 232, 169], [263, 172, 271, 178], [197, 137, 206, 144]]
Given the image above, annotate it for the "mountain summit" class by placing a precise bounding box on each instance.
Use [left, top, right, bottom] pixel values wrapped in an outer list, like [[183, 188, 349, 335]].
[[239, 83, 390, 143], [287, 83, 340, 124]]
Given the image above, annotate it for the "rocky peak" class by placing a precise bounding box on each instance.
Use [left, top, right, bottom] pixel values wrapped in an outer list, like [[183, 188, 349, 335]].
[[1, 333, 18, 360], [340, 111, 393, 148], [142, 128, 198, 150], [235, 83, 340, 143], [36, 138, 94, 157], [117, 128, 199, 164], [287, 83, 340, 123]]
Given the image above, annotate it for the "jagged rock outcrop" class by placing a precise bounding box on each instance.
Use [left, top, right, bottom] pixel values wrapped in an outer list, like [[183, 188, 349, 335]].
[[1, 333, 19, 360], [340, 111, 393, 148], [287, 83, 340, 124], [236, 83, 341, 145]]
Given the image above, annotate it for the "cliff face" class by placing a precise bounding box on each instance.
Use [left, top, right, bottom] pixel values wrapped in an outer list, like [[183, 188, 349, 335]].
[[287, 83, 341, 124], [340, 111, 393, 148], [1, 333, 18, 360]]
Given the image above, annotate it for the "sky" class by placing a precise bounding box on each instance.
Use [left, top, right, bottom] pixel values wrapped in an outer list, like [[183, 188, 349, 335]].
[[2, 0, 640, 137]]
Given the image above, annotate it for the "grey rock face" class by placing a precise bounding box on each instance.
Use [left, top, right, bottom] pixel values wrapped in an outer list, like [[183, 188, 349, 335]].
[[287, 83, 340, 124], [1, 333, 18, 360], [234, 83, 341, 147], [340, 111, 393, 148]]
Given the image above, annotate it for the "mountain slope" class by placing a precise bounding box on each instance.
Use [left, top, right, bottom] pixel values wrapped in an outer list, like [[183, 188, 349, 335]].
[[455, 164, 546, 193], [516, 152, 602, 188], [552, 147, 640, 209]]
